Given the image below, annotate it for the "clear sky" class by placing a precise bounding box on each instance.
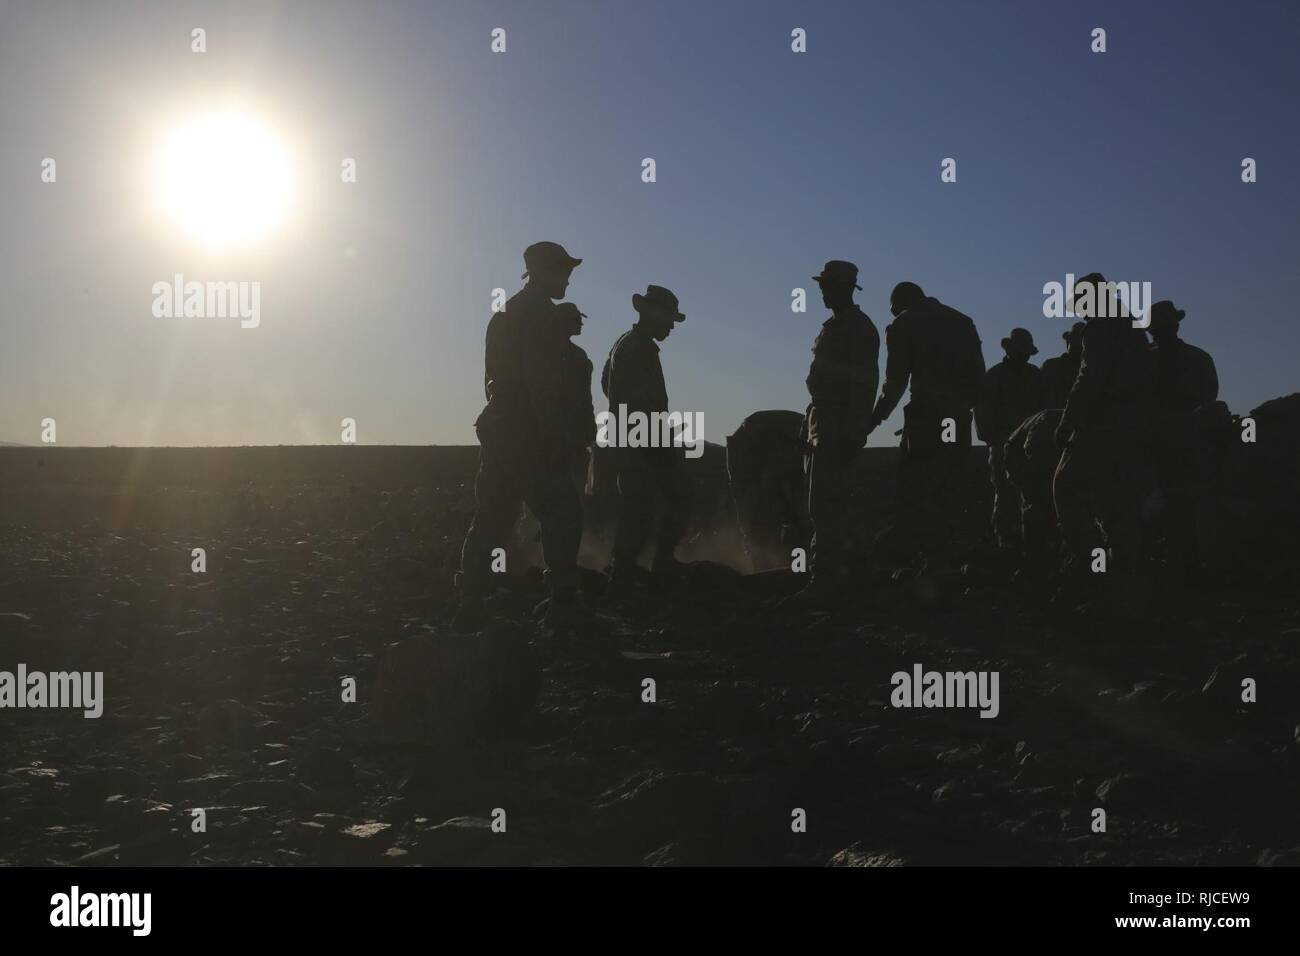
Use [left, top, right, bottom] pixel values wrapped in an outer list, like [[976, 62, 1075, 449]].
[[1, 0, 1297, 446]]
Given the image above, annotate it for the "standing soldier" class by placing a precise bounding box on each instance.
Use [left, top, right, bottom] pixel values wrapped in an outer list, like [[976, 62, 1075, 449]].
[[792, 260, 879, 601], [601, 285, 690, 588], [1052, 273, 1156, 601], [1039, 321, 1086, 410], [549, 303, 597, 494], [457, 241, 586, 629], [869, 282, 985, 575], [1147, 300, 1219, 570], [975, 328, 1043, 551]]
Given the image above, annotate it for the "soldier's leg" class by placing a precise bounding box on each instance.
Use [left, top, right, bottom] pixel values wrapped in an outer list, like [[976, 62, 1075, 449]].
[[652, 456, 690, 570], [891, 439, 935, 565], [989, 443, 1018, 549], [612, 452, 657, 571], [807, 442, 856, 585], [731, 478, 764, 568], [1100, 436, 1145, 577], [459, 436, 525, 592], [1053, 438, 1103, 576], [523, 454, 583, 598]]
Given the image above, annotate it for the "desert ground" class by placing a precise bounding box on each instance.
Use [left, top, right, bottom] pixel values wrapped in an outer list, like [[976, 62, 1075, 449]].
[[0, 444, 1297, 866]]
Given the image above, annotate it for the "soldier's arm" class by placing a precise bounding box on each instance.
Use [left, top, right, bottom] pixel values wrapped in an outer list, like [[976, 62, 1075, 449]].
[[608, 340, 658, 415], [581, 355, 597, 444], [1200, 350, 1220, 407], [961, 319, 987, 409], [846, 324, 881, 429], [483, 314, 505, 402], [1003, 414, 1033, 485], [871, 322, 911, 427], [974, 368, 997, 442]]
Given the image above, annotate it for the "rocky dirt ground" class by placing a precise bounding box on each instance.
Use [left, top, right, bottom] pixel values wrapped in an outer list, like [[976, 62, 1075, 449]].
[[1, 446, 1298, 866]]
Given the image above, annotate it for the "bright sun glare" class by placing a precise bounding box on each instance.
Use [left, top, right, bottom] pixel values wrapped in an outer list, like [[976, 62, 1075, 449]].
[[155, 111, 293, 247]]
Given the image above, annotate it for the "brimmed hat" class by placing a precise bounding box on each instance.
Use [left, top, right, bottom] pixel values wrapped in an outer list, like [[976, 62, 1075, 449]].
[[812, 260, 862, 290], [521, 241, 582, 279], [1001, 327, 1038, 355], [632, 284, 685, 322], [1149, 300, 1186, 328], [553, 302, 587, 321]]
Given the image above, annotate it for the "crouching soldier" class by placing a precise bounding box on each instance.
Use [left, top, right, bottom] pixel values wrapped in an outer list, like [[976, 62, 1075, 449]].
[[727, 409, 810, 572]]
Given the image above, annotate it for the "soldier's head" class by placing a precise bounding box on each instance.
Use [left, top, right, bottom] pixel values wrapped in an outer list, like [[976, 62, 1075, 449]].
[[1001, 328, 1038, 365], [1148, 300, 1185, 345], [1069, 272, 1128, 321], [889, 281, 925, 318], [522, 241, 582, 300], [1065, 321, 1086, 357], [812, 260, 861, 311], [632, 285, 685, 341], [554, 303, 586, 339]]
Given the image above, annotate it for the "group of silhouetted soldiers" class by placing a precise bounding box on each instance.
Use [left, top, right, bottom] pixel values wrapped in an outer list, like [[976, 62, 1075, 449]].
[[457, 241, 692, 629], [457, 244, 1220, 627]]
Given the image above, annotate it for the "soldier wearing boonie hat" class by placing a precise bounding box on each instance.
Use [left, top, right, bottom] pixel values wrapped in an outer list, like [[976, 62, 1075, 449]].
[[975, 327, 1044, 550], [786, 260, 880, 605], [1146, 299, 1219, 571], [601, 284, 690, 588]]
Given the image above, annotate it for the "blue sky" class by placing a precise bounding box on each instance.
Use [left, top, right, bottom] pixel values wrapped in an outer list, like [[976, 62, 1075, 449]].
[[1, 0, 1297, 446]]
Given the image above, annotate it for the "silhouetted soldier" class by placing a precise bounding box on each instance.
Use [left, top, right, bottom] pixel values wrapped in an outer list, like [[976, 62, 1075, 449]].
[[792, 260, 880, 599], [1052, 273, 1155, 595], [1039, 321, 1086, 410], [549, 303, 597, 494], [870, 282, 985, 573], [1147, 300, 1219, 570], [727, 409, 809, 572], [1003, 408, 1065, 564], [458, 241, 585, 628], [975, 328, 1043, 550], [601, 285, 690, 587]]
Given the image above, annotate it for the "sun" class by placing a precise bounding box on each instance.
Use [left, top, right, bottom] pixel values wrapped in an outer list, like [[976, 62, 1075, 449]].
[[154, 111, 294, 248]]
